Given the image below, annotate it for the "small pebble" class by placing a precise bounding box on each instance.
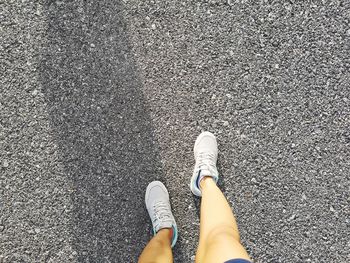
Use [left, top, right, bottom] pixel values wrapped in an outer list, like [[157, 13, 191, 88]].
[[301, 193, 307, 200], [223, 121, 229, 126], [2, 160, 9, 168], [151, 24, 156, 30], [240, 134, 247, 140], [288, 214, 297, 221]]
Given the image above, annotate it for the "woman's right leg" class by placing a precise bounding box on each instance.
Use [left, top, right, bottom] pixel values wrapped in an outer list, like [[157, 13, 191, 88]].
[[190, 131, 251, 263], [195, 177, 251, 263]]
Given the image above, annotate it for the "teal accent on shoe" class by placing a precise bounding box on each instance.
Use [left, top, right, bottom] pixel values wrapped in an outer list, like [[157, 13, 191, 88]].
[[171, 225, 178, 248]]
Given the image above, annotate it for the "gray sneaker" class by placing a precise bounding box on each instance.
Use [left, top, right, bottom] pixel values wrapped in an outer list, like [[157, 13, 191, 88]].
[[145, 181, 178, 247], [190, 131, 219, 197]]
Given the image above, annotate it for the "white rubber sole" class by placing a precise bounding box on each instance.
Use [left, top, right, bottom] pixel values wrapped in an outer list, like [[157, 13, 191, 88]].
[[190, 170, 202, 196]]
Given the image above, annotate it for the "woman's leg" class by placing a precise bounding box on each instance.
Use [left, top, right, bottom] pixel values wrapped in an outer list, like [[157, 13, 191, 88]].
[[190, 131, 251, 263], [138, 228, 173, 263], [139, 181, 178, 263], [195, 177, 251, 263]]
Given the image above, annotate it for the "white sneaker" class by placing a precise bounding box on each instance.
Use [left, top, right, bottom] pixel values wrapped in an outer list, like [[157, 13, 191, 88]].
[[190, 131, 219, 196], [145, 181, 178, 247]]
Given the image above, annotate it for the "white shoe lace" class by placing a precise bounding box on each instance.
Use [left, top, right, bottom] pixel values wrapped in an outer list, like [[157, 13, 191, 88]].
[[196, 152, 216, 172], [152, 200, 171, 227]]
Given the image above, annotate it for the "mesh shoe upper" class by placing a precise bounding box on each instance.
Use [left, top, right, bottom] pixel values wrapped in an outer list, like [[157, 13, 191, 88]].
[[191, 132, 219, 196], [145, 181, 178, 247]]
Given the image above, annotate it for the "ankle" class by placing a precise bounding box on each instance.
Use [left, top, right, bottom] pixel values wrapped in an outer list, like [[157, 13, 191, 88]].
[[199, 176, 215, 189], [157, 228, 173, 244]]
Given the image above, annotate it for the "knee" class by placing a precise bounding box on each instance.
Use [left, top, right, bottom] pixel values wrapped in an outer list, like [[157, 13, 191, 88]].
[[205, 224, 241, 246]]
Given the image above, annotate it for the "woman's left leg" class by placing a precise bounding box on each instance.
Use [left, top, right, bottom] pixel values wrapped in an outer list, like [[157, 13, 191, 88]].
[[138, 228, 173, 263], [138, 181, 178, 263]]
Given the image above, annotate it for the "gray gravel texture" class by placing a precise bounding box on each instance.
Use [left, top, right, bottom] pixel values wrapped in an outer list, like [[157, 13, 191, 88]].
[[1, 0, 75, 262], [1, 0, 350, 262]]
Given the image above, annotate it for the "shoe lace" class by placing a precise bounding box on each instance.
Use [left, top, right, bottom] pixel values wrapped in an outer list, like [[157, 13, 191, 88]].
[[197, 152, 216, 170], [153, 201, 171, 224]]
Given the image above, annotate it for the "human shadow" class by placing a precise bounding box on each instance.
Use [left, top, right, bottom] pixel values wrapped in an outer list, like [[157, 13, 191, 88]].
[[40, 1, 166, 261]]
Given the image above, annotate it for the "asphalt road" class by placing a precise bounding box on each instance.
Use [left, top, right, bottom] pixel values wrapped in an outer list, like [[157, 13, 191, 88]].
[[1, 0, 349, 262]]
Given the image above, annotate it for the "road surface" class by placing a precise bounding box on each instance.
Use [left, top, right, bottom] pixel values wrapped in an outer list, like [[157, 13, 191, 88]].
[[1, 0, 349, 262]]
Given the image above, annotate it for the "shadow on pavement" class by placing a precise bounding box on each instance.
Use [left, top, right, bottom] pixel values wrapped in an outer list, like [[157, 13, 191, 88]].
[[40, 1, 166, 261]]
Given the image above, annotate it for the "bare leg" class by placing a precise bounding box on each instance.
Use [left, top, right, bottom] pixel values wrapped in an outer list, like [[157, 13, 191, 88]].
[[196, 177, 251, 263], [138, 228, 173, 263]]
